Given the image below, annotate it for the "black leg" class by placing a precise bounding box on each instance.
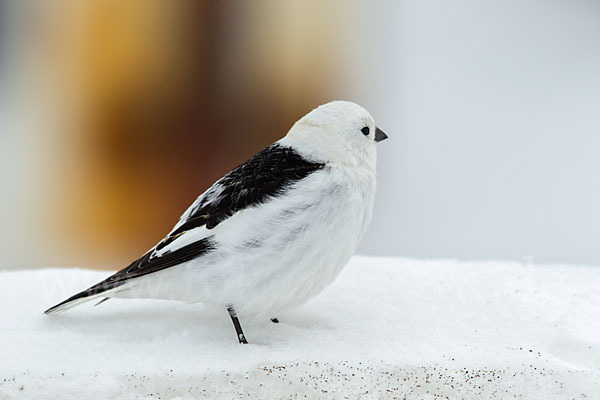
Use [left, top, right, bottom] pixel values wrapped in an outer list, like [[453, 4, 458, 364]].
[[270, 317, 279, 323], [227, 306, 248, 344]]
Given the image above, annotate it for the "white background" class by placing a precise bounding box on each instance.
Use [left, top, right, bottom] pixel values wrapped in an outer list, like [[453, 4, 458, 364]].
[[356, 1, 600, 265]]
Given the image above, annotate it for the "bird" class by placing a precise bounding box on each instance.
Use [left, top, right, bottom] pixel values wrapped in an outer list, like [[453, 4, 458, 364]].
[[44, 100, 388, 344]]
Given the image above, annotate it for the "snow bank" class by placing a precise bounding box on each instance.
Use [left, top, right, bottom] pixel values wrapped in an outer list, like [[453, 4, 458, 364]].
[[1, 257, 599, 399]]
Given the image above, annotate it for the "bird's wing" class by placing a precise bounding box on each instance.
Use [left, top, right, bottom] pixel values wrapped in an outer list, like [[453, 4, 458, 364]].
[[153, 143, 325, 253], [104, 143, 324, 285], [45, 143, 325, 313]]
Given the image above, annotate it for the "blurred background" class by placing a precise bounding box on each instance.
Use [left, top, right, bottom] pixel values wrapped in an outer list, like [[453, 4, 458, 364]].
[[0, 0, 599, 270]]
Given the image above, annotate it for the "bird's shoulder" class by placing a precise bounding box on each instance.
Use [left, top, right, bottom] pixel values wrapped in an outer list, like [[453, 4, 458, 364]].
[[163, 143, 326, 244]]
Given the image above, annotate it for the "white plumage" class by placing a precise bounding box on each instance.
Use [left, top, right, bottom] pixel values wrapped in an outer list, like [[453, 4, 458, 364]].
[[45, 100, 388, 343]]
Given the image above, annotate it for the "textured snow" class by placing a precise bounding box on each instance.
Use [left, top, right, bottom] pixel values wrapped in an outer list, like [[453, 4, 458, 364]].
[[1, 256, 599, 399]]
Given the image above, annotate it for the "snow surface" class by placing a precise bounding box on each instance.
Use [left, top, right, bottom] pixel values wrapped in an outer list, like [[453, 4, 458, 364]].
[[1, 256, 600, 399]]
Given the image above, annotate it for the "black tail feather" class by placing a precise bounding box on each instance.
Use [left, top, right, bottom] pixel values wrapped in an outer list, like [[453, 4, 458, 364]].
[[44, 280, 124, 314], [94, 297, 110, 307]]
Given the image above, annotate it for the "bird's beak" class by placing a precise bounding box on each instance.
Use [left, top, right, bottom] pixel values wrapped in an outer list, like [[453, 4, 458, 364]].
[[374, 127, 388, 143]]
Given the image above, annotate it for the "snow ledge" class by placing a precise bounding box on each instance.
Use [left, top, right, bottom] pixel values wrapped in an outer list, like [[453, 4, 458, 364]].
[[1, 256, 599, 399]]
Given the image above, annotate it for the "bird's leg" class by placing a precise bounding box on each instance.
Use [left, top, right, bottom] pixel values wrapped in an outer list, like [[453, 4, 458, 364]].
[[227, 306, 248, 344], [270, 317, 279, 323]]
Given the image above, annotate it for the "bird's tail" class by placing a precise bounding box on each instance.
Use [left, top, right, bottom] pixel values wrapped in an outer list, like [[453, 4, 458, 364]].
[[44, 280, 125, 314]]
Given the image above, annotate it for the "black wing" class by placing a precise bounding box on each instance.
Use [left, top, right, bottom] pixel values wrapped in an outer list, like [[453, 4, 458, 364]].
[[44, 144, 324, 313], [157, 143, 325, 249]]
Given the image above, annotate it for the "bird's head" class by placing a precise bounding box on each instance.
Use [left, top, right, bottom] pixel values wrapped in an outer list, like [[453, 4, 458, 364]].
[[282, 101, 387, 168]]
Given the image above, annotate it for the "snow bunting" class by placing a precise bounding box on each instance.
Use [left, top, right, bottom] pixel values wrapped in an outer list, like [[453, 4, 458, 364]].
[[45, 100, 388, 343]]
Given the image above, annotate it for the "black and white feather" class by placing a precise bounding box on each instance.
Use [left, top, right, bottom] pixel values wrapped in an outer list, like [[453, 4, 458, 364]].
[[45, 101, 387, 332]]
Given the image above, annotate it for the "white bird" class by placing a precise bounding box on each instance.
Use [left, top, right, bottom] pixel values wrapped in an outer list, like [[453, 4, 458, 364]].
[[45, 100, 388, 343]]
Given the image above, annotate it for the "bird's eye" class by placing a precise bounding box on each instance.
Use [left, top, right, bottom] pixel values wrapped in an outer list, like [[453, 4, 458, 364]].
[[361, 127, 370, 136]]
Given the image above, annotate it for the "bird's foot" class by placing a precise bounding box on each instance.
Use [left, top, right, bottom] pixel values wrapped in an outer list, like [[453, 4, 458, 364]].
[[227, 306, 249, 344]]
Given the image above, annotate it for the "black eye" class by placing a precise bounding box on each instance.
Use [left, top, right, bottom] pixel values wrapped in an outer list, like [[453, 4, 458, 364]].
[[361, 127, 370, 136]]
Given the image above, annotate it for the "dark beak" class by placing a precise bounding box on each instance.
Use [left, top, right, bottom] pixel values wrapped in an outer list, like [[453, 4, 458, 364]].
[[374, 127, 388, 143]]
